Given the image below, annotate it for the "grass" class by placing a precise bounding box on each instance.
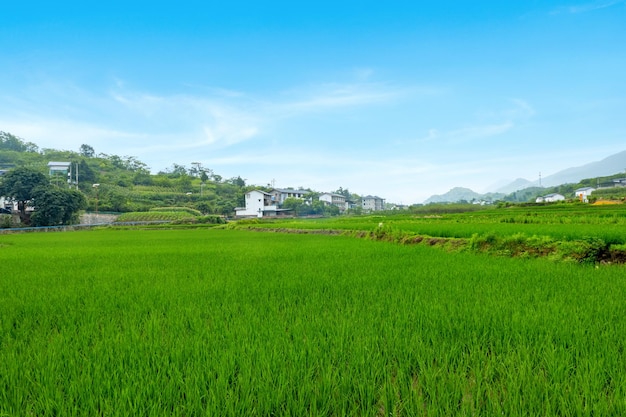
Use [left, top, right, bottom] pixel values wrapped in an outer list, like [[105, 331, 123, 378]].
[[116, 211, 197, 222], [232, 204, 626, 263], [2, 228, 626, 415]]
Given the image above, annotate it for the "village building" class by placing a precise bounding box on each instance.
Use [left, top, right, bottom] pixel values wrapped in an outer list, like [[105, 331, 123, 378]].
[[319, 193, 348, 211], [234, 190, 293, 218], [535, 193, 565, 203], [361, 195, 385, 212], [574, 187, 595, 203], [269, 188, 308, 205]]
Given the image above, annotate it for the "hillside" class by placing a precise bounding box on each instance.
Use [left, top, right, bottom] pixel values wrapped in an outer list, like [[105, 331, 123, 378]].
[[1, 131, 250, 215]]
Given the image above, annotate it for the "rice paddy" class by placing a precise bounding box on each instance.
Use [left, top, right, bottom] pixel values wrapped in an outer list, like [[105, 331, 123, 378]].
[[1, 216, 626, 415]]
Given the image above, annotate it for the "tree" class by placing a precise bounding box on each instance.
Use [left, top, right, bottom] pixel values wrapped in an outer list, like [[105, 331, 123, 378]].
[[0, 131, 39, 153], [334, 187, 352, 199], [165, 164, 187, 178], [79, 144, 95, 158], [30, 187, 87, 226], [282, 197, 305, 215], [195, 201, 214, 215], [0, 167, 49, 221], [77, 159, 98, 185], [229, 176, 246, 187]]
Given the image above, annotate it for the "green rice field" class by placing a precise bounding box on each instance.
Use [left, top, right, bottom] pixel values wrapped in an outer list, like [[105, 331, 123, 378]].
[[238, 204, 626, 243], [2, 217, 626, 415]]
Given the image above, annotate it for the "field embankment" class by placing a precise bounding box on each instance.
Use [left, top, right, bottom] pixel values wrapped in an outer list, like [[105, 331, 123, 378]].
[[231, 204, 626, 264]]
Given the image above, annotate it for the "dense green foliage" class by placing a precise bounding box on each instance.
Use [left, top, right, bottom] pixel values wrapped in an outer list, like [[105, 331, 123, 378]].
[[30, 187, 87, 226], [0, 167, 86, 225], [0, 167, 49, 217], [1, 229, 626, 415], [0, 131, 251, 215], [591, 187, 626, 201], [0, 131, 39, 153]]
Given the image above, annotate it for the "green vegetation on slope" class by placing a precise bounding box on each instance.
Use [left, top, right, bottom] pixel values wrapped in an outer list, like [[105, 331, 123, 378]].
[[1, 131, 251, 215]]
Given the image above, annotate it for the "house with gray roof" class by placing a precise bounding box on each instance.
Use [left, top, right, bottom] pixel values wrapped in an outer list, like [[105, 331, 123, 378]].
[[361, 195, 385, 212]]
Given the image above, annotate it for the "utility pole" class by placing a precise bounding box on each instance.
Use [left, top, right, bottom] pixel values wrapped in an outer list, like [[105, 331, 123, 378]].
[[191, 162, 202, 177], [93, 184, 100, 214]]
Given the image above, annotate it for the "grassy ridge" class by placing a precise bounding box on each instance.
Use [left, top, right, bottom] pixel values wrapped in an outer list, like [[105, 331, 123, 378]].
[[236, 205, 626, 242], [2, 229, 626, 415], [233, 205, 626, 263]]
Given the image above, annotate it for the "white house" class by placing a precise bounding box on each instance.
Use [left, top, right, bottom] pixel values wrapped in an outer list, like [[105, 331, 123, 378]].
[[270, 188, 308, 205], [574, 187, 595, 203], [0, 196, 16, 212], [235, 190, 292, 218], [535, 193, 565, 203], [319, 193, 347, 211], [361, 195, 385, 212]]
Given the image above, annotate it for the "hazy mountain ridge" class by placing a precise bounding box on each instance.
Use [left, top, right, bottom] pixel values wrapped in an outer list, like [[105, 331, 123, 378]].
[[540, 150, 626, 187], [424, 187, 505, 204], [425, 150, 626, 204], [494, 178, 535, 194]]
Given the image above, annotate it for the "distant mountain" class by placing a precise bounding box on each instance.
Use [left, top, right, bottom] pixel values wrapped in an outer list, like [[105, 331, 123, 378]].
[[424, 187, 505, 204], [494, 178, 536, 194], [491, 150, 626, 194], [540, 150, 626, 187], [424, 150, 626, 204]]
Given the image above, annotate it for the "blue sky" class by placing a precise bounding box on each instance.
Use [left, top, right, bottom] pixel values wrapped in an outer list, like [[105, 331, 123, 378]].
[[1, 1, 625, 203]]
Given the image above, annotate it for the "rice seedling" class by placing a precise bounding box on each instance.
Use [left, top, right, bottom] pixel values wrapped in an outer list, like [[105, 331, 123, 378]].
[[1, 228, 626, 415]]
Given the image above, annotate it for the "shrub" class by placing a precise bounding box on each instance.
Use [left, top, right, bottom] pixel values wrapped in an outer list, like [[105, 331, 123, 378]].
[[196, 215, 226, 224], [150, 207, 202, 216]]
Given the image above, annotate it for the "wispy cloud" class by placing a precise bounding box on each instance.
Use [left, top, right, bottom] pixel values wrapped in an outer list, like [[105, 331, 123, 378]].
[[0, 75, 437, 176], [551, 0, 625, 14], [447, 122, 514, 143], [0, 119, 145, 149], [413, 99, 533, 145], [280, 82, 405, 114]]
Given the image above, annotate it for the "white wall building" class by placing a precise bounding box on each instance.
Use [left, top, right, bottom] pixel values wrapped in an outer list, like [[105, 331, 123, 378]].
[[235, 190, 293, 218], [574, 187, 595, 203], [535, 193, 565, 203], [235, 190, 275, 218], [270, 188, 308, 205], [0, 196, 17, 212], [319, 193, 347, 211], [361, 195, 385, 212]]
